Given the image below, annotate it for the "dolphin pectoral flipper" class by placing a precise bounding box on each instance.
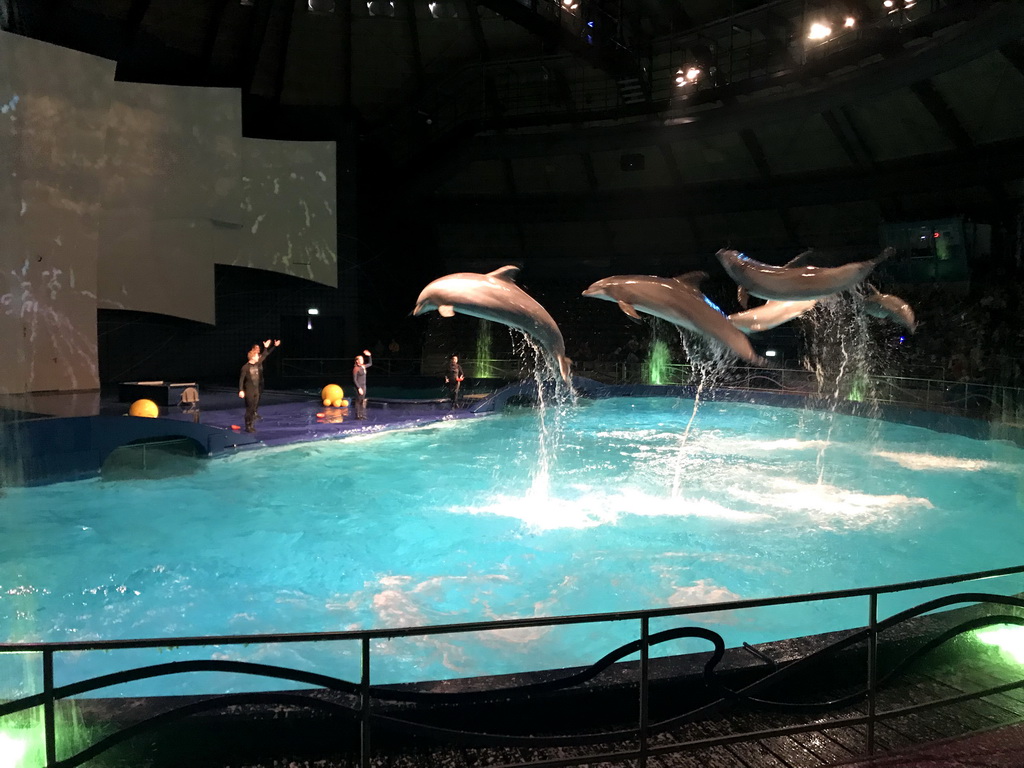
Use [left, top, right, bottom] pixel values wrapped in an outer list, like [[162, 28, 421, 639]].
[[617, 301, 642, 320], [487, 265, 521, 281], [438, 305, 456, 317]]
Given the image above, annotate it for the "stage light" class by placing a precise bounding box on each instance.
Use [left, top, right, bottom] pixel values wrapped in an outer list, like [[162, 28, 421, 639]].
[[307, 308, 319, 315], [844, 16, 856, 28], [883, 0, 894, 7], [976, 625, 1024, 664], [674, 67, 701, 87], [765, 350, 778, 358], [808, 22, 832, 40]]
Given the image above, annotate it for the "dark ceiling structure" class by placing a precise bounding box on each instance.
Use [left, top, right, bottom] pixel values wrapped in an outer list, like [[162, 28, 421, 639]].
[[5, 0, 1024, 333]]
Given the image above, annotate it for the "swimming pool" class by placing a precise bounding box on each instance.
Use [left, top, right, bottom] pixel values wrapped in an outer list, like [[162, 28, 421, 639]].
[[2, 396, 1023, 693]]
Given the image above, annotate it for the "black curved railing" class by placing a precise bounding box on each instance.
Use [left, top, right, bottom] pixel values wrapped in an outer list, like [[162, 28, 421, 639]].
[[2, 564, 1024, 767]]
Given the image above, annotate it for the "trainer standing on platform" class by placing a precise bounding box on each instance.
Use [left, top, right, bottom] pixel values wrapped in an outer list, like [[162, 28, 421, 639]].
[[238, 339, 280, 432], [352, 349, 372, 420], [445, 354, 465, 409]]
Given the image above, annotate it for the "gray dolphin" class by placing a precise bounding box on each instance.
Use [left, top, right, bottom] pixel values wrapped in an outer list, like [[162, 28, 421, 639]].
[[728, 299, 819, 334], [412, 266, 572, 384], [582, 272, 771, 367], [717, 247, 894, 302], [863, 285, 917, 332]]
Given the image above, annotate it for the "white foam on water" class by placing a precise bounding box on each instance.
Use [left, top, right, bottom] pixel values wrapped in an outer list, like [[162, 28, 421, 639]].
[[455, 487, 768, 531], [728, 476, 933, 530], [873, 450, 1020, 473]]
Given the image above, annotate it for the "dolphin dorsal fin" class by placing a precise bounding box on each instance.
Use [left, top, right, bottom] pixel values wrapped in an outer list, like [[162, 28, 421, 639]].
[[672, 271, 708, 285], [617, 301, 642, 320], [784, 249, 815, 268], [487, 265, 521, 282]]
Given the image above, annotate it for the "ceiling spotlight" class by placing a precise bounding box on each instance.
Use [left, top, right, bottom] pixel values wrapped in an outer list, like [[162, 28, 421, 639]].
[[686, 66, 701, 82], [844, 16, 856, 28], [883, 0, 894, 6], [807, 22, 832, 40]]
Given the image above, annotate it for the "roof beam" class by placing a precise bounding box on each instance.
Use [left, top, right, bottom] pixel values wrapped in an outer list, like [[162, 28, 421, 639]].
[[740, 128, 800, 244], [403, 0, 424, 92], [909, 79, 973, 151]]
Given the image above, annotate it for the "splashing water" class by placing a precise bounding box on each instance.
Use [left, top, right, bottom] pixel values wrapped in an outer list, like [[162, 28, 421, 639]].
[[801, 294, 881, 483], [670, 330, 732, 496]]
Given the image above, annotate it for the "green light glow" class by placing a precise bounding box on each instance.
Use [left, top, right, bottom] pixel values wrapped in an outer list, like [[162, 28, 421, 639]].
[[0, 730, 30, 768], [645, 340, 671, 385], [475, 320, 494, 378], [976, 624, 1024, 663]]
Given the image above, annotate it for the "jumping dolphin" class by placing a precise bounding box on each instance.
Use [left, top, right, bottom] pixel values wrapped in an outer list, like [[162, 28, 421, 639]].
[[582, 272, 772, 367], [716, 247, 894, 302], [412, 266, 572, 384], [728, 299, 819, 334], [863, 285, 917, 332]]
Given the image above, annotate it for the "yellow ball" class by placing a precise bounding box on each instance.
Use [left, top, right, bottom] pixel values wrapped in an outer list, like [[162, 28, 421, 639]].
[[332, 399, 343, 407], [128, 399, 159, 418], [340, 399, 349, 407], [321, 384, 343, 403]]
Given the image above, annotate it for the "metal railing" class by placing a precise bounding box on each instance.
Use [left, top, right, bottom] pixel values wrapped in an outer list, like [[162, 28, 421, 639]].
[[2, 565, 1024, 767], [279, 356, 1024, 425]]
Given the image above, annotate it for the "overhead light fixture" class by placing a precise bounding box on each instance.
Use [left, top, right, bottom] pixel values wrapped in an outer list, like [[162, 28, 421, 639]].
[[307, 308, 319, 315], [808, 22, 832, 40], [844, 16, 856, 28]]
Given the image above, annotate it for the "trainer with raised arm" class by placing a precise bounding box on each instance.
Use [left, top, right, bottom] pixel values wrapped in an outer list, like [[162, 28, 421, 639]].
[[352, 349, 373, 420], [238, 339, 281, 432]]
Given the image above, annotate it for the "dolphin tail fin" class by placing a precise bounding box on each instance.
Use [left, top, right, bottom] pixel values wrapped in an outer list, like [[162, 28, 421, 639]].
[[557, 354, 573, 385]]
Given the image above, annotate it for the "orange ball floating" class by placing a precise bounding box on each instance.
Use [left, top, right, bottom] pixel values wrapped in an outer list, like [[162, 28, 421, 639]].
[[321, 384, 343, 406], [128, 399, 159, 418]]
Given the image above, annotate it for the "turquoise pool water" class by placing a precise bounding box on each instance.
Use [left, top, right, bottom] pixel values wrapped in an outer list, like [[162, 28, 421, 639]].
[[2, 397, 1023, 694]]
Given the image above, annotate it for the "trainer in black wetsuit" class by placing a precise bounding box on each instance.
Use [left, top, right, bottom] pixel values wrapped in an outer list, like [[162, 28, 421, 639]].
[[238, 339, 280, 432], [444, 354, 465, 409], [352, 349, 372, 420]]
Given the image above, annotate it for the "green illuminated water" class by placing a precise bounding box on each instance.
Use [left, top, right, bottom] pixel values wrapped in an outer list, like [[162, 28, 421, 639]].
[[475, 319, 495, 378], [645, 339, 672, 385]]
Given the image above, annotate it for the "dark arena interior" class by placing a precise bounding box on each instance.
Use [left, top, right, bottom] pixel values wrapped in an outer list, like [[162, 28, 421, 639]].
[[3, 0, 1024, 766]]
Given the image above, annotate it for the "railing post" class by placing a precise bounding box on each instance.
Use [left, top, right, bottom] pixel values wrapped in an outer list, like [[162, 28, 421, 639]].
[[43, 649, 56, 767], [360, 637, 371, 768], [867, 592, 878, 755], [639, 616, 649, 768]]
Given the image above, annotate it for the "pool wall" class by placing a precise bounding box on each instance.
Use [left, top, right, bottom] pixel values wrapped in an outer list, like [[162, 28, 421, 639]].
[[0, 415, 240, 487]]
